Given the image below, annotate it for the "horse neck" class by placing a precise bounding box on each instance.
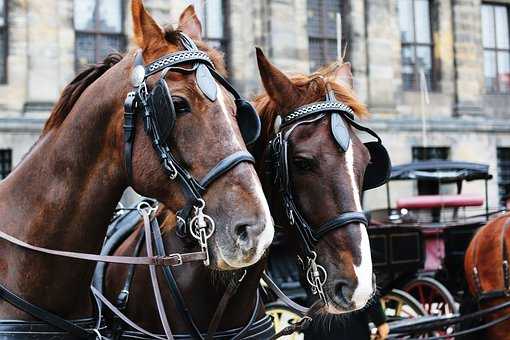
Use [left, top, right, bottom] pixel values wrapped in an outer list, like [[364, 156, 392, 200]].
[[0, 57, 130, 318]]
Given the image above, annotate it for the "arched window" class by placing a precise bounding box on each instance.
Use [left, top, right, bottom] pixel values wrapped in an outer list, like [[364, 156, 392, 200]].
[[74, 0, 125, 71]]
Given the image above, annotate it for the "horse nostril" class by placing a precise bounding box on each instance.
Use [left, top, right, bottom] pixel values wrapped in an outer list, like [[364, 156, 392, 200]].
[[235, 224, 250, 242], [334, 280, 355, 308]]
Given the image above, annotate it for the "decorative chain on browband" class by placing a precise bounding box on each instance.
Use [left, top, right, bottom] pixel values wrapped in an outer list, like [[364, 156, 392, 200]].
[[282, 101, 355, 127], [144, 51, 214, 77]]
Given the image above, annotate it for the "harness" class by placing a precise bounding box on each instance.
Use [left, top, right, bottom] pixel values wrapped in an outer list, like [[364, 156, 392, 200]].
[[0, 33, 263, 339], [94, 205, 274, 340], [123, 33, 261, 266], [266, 84, 391, 302]]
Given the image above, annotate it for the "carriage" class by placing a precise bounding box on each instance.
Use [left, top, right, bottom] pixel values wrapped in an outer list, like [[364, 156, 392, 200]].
[[264, 160, 500, 337], [369, 160, 495, 320]]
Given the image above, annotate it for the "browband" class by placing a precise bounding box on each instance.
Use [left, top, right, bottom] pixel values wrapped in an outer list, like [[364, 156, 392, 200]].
[[281, 101, 355, 128], [144, 51, 214, 78]]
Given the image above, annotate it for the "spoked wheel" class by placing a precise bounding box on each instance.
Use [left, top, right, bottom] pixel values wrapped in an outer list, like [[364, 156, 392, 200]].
[[403, 277, 458, 316], [265, 302, 304, 340], [382, 289, 427, 321], [382, 289, 428, 339], [403, 277, 458, 338]]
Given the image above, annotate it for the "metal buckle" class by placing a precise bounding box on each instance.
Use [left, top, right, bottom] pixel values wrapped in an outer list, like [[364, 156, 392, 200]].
[[169, 253, 183, 266]]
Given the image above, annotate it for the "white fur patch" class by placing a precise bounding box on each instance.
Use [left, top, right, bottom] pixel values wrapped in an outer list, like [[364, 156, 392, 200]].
[[217, 86, 274, 264], [345, 144, 373, 308]]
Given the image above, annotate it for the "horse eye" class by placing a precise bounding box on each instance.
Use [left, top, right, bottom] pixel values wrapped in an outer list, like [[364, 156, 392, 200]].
[[293, 157, 315, 172], [172, 96, 190, 115]]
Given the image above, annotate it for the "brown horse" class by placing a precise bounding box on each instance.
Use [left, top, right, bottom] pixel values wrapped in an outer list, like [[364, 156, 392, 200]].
[[464, 213, 510, 339], [0, 0, 272, 328], [104, 49, 379, 338]]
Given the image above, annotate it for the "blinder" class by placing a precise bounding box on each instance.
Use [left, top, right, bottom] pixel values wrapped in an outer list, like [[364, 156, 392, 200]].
[[363, 141, 391, 191], [149, 75, 176, 142], [266, 83, 391, 302]]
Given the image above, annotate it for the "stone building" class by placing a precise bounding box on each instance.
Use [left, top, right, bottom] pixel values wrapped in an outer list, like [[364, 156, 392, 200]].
[[0, 0, 509, 210]]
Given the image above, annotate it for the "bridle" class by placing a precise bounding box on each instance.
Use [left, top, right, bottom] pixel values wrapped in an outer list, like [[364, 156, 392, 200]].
[[267, 84, 391, 303], [123, 33, 261, 266]]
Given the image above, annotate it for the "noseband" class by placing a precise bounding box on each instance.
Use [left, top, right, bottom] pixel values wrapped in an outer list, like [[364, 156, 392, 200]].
[[123, 33, 260, 266], [267, 85, 390, 302]]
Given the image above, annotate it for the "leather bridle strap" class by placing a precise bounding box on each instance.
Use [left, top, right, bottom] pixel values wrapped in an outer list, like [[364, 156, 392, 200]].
[[314, 211, 368, 239], [91, 286, 167, 340], [261, 272, 309, 316], [0, 282, 96, 339], [142, 211, 173, 340], [199, 151, 255, 188], [0, 228, 205, 266], [205, 278, 242, 340], [151, 216, 203, 339]]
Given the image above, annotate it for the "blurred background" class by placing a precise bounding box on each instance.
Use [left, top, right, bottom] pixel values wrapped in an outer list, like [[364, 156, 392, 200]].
[[0, 0, 508, 210]]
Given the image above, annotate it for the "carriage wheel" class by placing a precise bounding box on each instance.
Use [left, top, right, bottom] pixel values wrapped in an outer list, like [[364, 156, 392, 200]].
[[381, 289, 429, 339], [382, 289, 427, 321], [403, 277, 458, 316], [403, 277, 458, 338], [266, 302, 304, 340]]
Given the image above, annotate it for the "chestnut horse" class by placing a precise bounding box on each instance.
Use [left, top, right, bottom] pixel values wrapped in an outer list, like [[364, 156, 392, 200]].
[[464, 213, 510, 339], [103, 48, 385, 338], [0, 0, 272, 337]]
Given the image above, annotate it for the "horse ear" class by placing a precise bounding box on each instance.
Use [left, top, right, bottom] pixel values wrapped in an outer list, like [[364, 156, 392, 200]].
[[178, 5, 203, 41], [131, 0, 165, 49], [329, 62, 353, 89], [255, 47, 299, 108]]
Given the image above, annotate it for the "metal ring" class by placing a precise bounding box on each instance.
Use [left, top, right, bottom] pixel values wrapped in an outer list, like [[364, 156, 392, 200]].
[[189, 214, 216, 240]]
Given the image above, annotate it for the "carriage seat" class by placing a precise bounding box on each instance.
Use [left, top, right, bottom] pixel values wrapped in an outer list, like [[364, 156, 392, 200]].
[[396, 194, 484, 210]]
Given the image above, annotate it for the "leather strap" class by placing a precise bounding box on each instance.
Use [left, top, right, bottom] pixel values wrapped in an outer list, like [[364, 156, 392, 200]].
[[142, 211, 173, 340], [0, 227, 205, 266], [91, 286, 167, 340], [206, 279, 242, 340], [151, 218, 204, 339], [261, 272, 309, 316], [199, 151, 255, 188], [314, 211, 368, 239], [0, 282, 96, 339]]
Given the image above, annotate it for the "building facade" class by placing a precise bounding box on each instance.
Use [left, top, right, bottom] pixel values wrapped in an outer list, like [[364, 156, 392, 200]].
[[0, 0, 509, 210]]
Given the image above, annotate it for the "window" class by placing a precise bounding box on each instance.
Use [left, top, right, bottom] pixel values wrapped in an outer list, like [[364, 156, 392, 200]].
[[0, 149, 11, 180], [74, 0, 125, 71], [497, 148, 510, 203], [307, 0, 341, 72], [398, 0, 433, 91], [412, 146, 449, 161], [412, 146, 449, 196], [482, 4, 510, 93], [196, 0, 227, 53], [0, 0, 7, 84]]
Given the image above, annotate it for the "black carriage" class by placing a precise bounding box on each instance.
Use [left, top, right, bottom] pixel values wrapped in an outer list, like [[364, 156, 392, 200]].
[[368, 160, 500, 332]]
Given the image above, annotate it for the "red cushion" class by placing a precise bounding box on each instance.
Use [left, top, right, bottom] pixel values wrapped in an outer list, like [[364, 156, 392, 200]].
[[396, 195, 484, 209]]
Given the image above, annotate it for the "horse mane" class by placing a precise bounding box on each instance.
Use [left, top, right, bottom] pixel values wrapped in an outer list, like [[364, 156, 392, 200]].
[[41, 53, 123, 135], [253, 61, 368, 150]]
